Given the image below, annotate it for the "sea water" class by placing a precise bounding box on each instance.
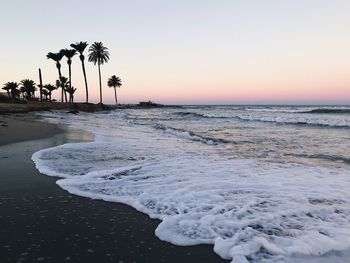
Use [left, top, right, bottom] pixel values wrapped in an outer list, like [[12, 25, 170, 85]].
[[32, 106, 350, 262]]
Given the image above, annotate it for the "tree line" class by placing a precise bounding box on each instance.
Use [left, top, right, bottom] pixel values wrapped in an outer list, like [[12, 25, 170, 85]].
[[2, 41, 122, 104]]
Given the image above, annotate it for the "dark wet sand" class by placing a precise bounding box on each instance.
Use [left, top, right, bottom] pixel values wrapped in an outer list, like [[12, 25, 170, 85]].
[[0, 114, 226, 262]]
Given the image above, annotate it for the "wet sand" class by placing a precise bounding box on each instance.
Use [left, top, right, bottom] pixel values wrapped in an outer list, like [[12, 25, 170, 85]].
[[0, 113, 62, 146], [0, 113, 225, 262]]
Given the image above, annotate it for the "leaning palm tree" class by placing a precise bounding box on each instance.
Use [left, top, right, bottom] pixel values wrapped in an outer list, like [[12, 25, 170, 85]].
[[61, 49, 77, 102], [43, 84, 57, 101], [71, 41, 89, 103], [88, 42, 110, 104], [20, 79, 36, 100], [47, 51, 66, 102], [107, 75, 122, 104]]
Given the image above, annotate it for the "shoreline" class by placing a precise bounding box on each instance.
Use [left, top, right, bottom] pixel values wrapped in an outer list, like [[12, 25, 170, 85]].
[[0, 101, 179, 115], [0, 113, 225, 262], [0, 113, 63, 146]]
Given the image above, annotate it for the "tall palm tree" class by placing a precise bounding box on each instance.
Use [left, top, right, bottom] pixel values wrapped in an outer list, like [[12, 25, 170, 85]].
[[71, 41, 89, 103], [56, 76, 69, 103], [20, 79, 36, 100], [88, 42, 110, 104], [61, 49, 77, 102], [47, 51, 66, 102], [43, 84, 57, 101], [107, 75, 122, 104]]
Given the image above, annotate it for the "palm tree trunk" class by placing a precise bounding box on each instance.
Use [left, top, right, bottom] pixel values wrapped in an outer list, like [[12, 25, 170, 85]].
[[39, 68, 43, 101], [98, 63, 102, 104], [58, 67, 62, 79], [60, 83, 63, 102], [114, 87, 117, 104], [59, 78, 63, 103], [57, 65, 64, 103], [58, 65, 68, 103], [81, 60, 89, 103], [68, 64, 72, 103]]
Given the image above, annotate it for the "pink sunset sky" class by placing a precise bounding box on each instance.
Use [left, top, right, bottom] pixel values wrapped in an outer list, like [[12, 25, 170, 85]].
[[1, 0, 349, 105]]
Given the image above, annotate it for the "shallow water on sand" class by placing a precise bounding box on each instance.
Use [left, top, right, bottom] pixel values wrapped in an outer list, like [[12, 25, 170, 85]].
[[33, 106, 350, 262]]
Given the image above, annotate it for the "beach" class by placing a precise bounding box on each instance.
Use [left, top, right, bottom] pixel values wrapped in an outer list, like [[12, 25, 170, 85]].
[[1, 106, 350, 262], [2, 0, 349, 261], [27, 106, 350, 262], [0, 113, 225, 262]]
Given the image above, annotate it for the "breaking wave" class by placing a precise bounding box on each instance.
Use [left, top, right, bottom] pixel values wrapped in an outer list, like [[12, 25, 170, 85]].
[[153, 124, 230, 145], [167, 111, 350, 128], [32, 141, 350, 263], [301, 109, 350, 114], [32, 108, 350, 262]]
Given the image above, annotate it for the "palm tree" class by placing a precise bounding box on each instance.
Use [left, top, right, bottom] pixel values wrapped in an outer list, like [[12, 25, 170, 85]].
[[20, 79, 36, 100], [107, 75, 122, 104], [12, 88, 20, 100], [43, 84, 57, 101], [2, 83, 12, 98], [47, 51, 66, 102], [71, 41, 89, 103], [5, 82, 20, 99], [65, 86, 77, 103], [88, 42, 110, 104], [56, 76, 69, 102], [61, 49, 77, 102], [19, 86, 26, 100], [42, 89, 49, 101]]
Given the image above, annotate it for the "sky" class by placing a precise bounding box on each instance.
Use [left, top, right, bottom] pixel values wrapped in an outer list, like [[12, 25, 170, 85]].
[[0, 0, 349, 105]]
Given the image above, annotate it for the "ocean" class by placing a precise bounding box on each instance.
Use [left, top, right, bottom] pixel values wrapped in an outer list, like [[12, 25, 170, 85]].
[[32, 105, 350, 262]]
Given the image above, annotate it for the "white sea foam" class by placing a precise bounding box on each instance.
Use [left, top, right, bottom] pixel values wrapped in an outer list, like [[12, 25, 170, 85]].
[[32, 110, 350, 262]]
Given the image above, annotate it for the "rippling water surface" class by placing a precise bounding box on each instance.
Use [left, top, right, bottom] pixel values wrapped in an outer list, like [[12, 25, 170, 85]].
[[33, 106, 350, 262]]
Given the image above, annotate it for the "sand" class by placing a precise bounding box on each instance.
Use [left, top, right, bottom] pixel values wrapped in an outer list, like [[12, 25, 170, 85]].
[[0, 113, 62, 146], [0, 113, 225, 262]]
